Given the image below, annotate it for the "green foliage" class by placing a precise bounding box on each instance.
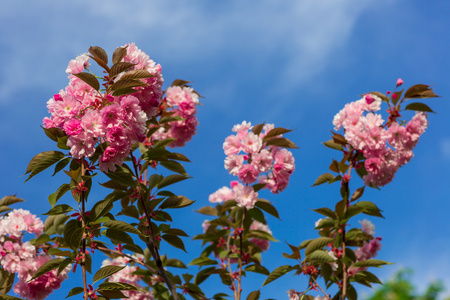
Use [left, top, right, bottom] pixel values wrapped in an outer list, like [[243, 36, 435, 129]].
[[366, 268, 450, 300]]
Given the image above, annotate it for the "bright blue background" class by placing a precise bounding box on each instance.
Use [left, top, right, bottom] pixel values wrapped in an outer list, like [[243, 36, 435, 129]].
[[1, 1, 449, 299]]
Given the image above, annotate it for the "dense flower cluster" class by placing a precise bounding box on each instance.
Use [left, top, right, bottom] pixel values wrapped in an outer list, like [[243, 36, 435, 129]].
[[349, 219, 382, 275], [43, 43, 164, 172], [332, 92, 428, 187], [223, 121, 295, 198], [101, 256, 154, 300], [0, 209, 69, 300], [150, 85, 200, 147], [209, 180, 258, 210]]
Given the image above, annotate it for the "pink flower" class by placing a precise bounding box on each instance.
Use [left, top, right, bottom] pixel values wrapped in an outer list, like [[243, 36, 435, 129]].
[[13, 255, 70, 300], [233, 183, 258, 209], [359, 219, 375, 235], [209, 186, 234, 203], [238, 164, 259, 184], [63, 119, 82, 136], [249, 221, 272, 251], [396, 78, 404, 87], [223, 135, 242, 156], [65, 53, 90, 74], [67, 131, 96, 159]]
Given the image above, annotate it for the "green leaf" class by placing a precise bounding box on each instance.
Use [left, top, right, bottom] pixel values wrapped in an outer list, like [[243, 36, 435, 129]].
[[64, 219, 83, 250], [160, 160, 188, 176], [358, 270, 383, 284], [72, 72, 100, 90], [252, 123, 265, 135], [196, 206, 218, 216], [98, 282, 139, 291], [194, 266, 216, 285], [48, 183, 71, 207], [112, 87, 138, 97], [345, 205, 365, 219], [57, 257, 73, 276], [89, 46, 108, 66], [105, 166, 136, 187], [189, 257, 218, 266], [350, 186, 365, 202], [148, 174, 163, 190], [111, 78, 146, 91], [104, 220, 142, 236], [262, 265, 295, 286], [112, 46, 128, 64], [315, 218, 335, 229], [352, 259, 392, 268], [91, 198, 114, 221], [65, 287, 84, 298], [25, 151, 65, 181], [109, 62, 136, 78], [165, 258, 187, 269], [98, 289, 128, 299], [305, 237, 334, 256], [0, 195, 24, 206], [52, 157, 71, 176], [43, 204, 74, 215], [404, 84, 439, 99], [30, 258, 66, 281], [159, 195, 195, 209], [0, 268, 15, 294], [244, 264, 270, 275], [162, 234, 186, 252], [93, 265, 126, 284], [312, 173, 335, 187], [247, 290, 261, 300], [103, 229, 134, 245], [404, 102, 435, 113], [312, 207, 336, 219], [255, 199, 280, 219], [157, 174, 190, 189], [120, 69, 155, 80], [307, 250, 335, 263], [33, 233, 51, 246], [355, 201, 384, 218], [42, 126, 66, 142], [264, 137, 298, 148], [248, 230, 278, 242], [264, 127, 292, 139], [209, 217, 232, 227], [99, 180, 128, 190], [323, 140, 344, 151]]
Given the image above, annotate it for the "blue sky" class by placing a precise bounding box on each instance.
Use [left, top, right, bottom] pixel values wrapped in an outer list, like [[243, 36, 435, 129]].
[[1, 1, 450, 299]]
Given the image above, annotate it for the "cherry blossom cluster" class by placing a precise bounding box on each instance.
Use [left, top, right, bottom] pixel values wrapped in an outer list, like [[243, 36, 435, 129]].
[[0, 209, 69, 300], [149, 85, 200, 148], [332, 89, 428, 187], [349, 219, 382, 276], [43, 43, 164, 172], [209, 180, 258, 209], [101, 255, 154, 300], [223, 121, 295, 195]]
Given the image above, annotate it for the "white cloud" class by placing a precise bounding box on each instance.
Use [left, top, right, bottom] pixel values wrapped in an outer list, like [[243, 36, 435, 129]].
[[0, 0, 389, 104]]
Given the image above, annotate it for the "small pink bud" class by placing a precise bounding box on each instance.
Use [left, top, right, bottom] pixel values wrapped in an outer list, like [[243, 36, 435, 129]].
[[396, 78, 404, 87], [365, 94, 375, 104], [54, 94, 63, 101], [243, 155, 249, 160], [230, 180, 239, 188], [392, 93, 397, 99], [386, 91, 391, 95], [105, 95, 114, 103]]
